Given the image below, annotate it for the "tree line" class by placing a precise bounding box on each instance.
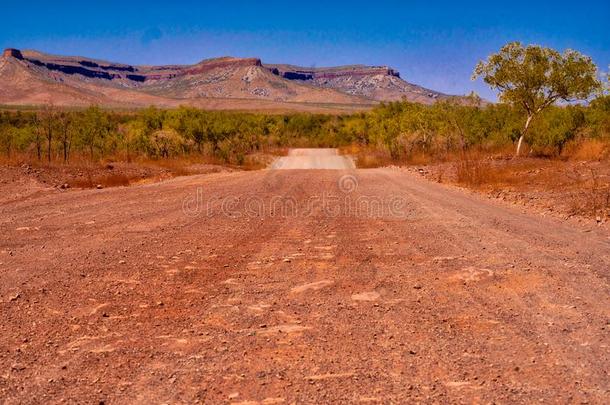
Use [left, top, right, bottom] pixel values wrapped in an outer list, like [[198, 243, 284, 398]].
[[0, 97, 609, 164]]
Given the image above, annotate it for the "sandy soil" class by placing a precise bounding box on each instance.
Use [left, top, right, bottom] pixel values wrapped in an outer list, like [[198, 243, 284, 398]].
[[0, 156, 609, 403]]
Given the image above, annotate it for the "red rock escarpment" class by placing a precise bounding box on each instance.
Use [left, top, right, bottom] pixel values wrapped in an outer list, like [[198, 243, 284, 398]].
[[3, 48, 24, 59]]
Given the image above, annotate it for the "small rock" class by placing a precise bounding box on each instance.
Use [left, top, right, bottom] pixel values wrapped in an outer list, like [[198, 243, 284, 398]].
[[9, 292, 20, 302], [413, 284, 422, 290], [119, 260, 126, 265], [283, 258, 291, 263], [96, 184, 103, 189]]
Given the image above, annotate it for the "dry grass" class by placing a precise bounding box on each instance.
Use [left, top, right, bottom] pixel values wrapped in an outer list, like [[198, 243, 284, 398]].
[[0, 154, 175, 189], [356, 151, 395, 168], [0, 149, 290, 191], [565, 165, 610, 219], [454, 154, 519, 187], [566, 139, 610, 161], [345, 143, 515, 170], [440, 151, 610, 220], [455, 155, 562, 189], [455, 157, 490, 186], [340, 145, 396, 168], [140, 158, 196, 177]]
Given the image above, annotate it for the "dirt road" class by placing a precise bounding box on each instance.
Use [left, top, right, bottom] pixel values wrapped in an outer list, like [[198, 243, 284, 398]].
[[1, 156, 609, 403], [271, 148, 355, 170]]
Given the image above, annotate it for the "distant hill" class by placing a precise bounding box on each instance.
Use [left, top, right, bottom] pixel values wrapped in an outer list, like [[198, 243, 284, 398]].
[[265, 64, 449, 104], [0, 48, 461, 111]]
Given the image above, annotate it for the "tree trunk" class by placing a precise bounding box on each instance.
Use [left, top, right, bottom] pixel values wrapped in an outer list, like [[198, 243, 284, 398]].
[[516, 114, 533, 157], [47, 133, 52, 163], [36, 136, 42, 161], [62, 126, 69, 163]]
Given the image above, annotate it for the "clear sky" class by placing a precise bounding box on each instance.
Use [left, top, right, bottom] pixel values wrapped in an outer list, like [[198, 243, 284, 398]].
[[2, 0, 608, 100]]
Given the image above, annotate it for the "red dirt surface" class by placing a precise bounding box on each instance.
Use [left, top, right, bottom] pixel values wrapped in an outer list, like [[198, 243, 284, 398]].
[[1, 167, 609, 403]]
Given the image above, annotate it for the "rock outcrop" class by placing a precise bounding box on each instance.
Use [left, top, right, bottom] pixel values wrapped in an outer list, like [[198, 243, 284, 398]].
[[265, 63, 446, 104], [144, 57, 263, 81], [268, 64, 400, 80], [3, 48, 23, 59]]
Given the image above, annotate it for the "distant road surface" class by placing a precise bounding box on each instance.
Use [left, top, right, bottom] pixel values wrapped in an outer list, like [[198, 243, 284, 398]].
[[271, 148, 355, 169]]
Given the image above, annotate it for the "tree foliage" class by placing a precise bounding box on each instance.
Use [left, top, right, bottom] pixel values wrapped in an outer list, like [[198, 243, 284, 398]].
[[473, 42, 601, 155]]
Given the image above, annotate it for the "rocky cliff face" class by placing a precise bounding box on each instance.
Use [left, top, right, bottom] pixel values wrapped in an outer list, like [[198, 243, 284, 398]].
[[2, 48, 23, 59], [0, 48, 458, 108], [265, 64, 446, 104], [268, 64, 400, 81], [143, 57, 263, 81], [3, 50, 264, 85]]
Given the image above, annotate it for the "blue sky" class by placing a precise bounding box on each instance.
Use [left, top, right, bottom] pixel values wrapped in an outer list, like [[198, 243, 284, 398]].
[[2, 1, 608, 100]]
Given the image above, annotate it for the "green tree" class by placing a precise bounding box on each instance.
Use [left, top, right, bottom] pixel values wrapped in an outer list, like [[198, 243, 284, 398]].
[[149, 129, 186, 158], [473, 42, 600, 156], [78, 106, 110, 159], [58, 112, 73, 163], [39, 105, 59, 163], [32, 115, 43, 161], [165, 107, 208, 152], [0, 125, 14, 158]]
